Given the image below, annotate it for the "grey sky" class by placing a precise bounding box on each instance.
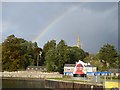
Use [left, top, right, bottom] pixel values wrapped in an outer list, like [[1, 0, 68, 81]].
[[2, 2, 118, 53]]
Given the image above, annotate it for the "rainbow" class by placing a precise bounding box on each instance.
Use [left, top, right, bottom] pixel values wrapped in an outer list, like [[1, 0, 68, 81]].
[[32, 6, 79, 42]]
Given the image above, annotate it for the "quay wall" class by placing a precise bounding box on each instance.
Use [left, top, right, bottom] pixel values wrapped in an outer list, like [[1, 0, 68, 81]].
[[1, 71, 63, 78], [45, 79, 104, 90]]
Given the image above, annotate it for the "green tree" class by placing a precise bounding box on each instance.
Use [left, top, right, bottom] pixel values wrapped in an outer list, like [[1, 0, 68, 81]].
[[118, 54, 120, 68], [98, 44, 118, 70], [0, 44, 2, 64], [45, 49, 58, 72], [43, 40, 56, 53], [2, 35, 40, 71], [44, 40, 86, 73], [67, 47, 86, 64], [56, 40, 69, 73], [45, 40, 69, 73], [33, 47, 42, 66], [84, 54, 103, 71], [42, 40, 56, 65]]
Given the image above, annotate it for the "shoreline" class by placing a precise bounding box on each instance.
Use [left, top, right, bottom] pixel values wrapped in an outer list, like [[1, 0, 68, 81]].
[[2, 73, 120, 89], [1, 71, 63, 79], [2, 76, 103, 87], [2, 77, 45, 81], [2, 77, 104, 89], [2, 76, 103, 86]]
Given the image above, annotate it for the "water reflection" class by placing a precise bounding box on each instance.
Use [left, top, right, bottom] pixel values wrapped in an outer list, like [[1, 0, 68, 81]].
[[2, 78, 45, 88]]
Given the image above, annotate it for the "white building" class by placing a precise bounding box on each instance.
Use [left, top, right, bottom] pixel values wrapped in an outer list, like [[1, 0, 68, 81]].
[[64, 60, 97, 76]]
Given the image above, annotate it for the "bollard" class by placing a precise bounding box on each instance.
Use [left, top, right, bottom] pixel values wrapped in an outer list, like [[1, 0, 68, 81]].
[[91, 85, 93, 90], [111, 75, 112, 80], [96, 75, 97, 83]]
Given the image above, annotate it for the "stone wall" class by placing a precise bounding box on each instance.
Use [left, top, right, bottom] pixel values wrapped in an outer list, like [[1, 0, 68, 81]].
[[1, 71, 63, 79]]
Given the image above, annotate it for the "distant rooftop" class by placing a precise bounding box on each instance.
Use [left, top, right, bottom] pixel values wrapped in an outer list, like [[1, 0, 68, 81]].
[[64, 64, 96, 67], [64, 64, 75, 67], [27, 66, 47, 71], [109, 68, 120, 73], [84, 65, 96, 67]]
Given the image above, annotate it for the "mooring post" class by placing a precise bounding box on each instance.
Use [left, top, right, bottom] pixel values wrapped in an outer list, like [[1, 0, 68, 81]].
[[73, 80, 74, 90], [103, 76, 106, 90], [91, 85, 93, 90], [111, 75, 112, 80], [96, 75, 97, 83]]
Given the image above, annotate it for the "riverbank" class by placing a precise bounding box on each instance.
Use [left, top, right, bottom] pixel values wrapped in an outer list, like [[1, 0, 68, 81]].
[[45, 79, 103, 89], [1, 71, 120, 89], [1, 71, 63, 79], [2, 77, 45, 81], [2, 77, 103, 89], [1, 76, 103, 86]]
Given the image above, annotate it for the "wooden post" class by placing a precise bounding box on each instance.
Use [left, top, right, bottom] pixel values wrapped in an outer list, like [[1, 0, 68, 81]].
[[73, 80, 74, 90]]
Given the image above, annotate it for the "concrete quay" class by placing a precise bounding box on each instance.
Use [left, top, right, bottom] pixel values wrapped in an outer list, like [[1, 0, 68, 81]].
[[1, 71, 63, 79]]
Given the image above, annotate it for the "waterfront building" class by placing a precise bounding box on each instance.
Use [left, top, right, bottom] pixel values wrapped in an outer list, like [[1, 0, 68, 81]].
[[64, 64, 75, 76], [109, 68, 120, 77], [64, 60, 97, 76]]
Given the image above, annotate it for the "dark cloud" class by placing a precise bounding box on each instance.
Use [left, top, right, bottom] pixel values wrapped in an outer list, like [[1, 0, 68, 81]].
[[80, 2, 117, 12], [2, 2, 118, 53]]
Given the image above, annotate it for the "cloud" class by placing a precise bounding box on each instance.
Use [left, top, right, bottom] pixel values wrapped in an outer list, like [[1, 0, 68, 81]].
[[32, 5, 80, 42], [2, 22, 11, 32], [1, 2, 118, 53], [1, 0, 120, 2], [36, 2, 118, 53]]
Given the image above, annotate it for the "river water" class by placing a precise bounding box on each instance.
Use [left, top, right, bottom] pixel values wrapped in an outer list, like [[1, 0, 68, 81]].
[[2, 78, 50, 89]]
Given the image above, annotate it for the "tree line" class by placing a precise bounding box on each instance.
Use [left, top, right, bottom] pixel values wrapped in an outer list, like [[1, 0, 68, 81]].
[[2, 35, 42, 71], [1, 35, 119, 72]]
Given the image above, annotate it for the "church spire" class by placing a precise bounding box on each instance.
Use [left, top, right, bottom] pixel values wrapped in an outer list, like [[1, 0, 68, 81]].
[[77, 35, 81, 48]]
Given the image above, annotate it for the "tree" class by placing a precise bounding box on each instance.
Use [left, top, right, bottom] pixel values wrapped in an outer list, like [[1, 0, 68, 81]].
[[42, 40, 56, 65], [84, 54, 103, 71], [44, 40, 86, 73], [44, 40, 69, 73], [65, 46, 86, 64], [2, 35, 41, 71], [98, 44, 118, 69], [34, 47, 42, 66], [0, 44, 1, 62], [56, 40, 69, 73], [43, 40, 56, 54], [45, 49, 58, 72]]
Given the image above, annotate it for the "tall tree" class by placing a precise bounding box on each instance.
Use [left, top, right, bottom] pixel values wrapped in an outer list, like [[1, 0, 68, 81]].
[[43, 40, 56, 53], [67, 47, 86, 64], [84, 54, 103, 71], [45, 48, 58, 72], [2, 35, 40, 71], [56, 40, 69, 73], [45, 40, 69, 73], [98, 44, 118, 69], [0, 44, 2, 71], [42, 40, 56, 65], [44, 40, 86, 73], [34, 47, 42, 66]]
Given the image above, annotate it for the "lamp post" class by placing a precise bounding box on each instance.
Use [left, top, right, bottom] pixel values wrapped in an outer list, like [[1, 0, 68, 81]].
[[39, 51, 42, 66], [37, 51, 42, 66]]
